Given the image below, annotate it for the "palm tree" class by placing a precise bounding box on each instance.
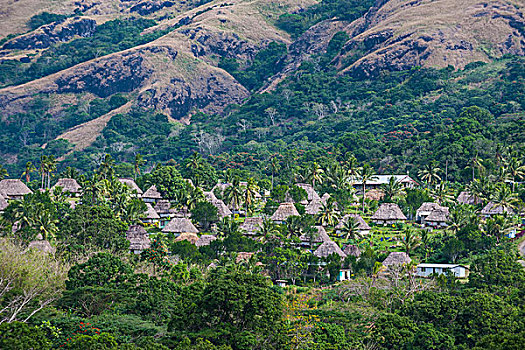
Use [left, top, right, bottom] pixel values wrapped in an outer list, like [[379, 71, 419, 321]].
[[482, 214, 515, 243], [268, 155, 280, 190], [306, 162, 324, 188], [467, 176, 492, 203], [356, 164, 377, 213], [244, 177, 259, 215], [432, 181, 454, 205], [418, 162, 442, 186], [258, 218, 280, 241], [44, 156, 57, 189], [39, 155, 48, 189], [217, 217, 240, 238], [134, 153, 146, 179], [0, 165, 8, 180], [20, 161, 36, 183], [185, 185, 205, 211], [491, 183, 518, 212], [32, 205, 58, 241], [317, 198, 339, 227], [340, 217, 362, 241], [420, 230, 433, 260], [504, 157, 525, 191], [224, 177, 243, 213], [402, 227, 421, 255], [381, 176, 404, 203], [343, 154, 358, 176], [98, 154, 115, 179]]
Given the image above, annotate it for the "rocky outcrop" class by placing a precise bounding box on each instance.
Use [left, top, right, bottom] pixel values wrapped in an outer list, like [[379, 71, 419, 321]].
[[130, 0, 176, 15], [2, 17, 96, 50]]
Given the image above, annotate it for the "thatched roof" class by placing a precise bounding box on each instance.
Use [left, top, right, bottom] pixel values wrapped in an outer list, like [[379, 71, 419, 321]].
[[142, 185, 162, 200], [321, 193, 331, 204], [142, 203, 160, 220], [0, 179, 32, 198], [382, 252, 411, 266], [204, 191, 217, 202], [296, 183, 321, 202], [271, 202, 300, 222], [300, 226, 331, 243], [371, 203, 407, 221], [162, 217, 198, 234], [211, 199, 232, 218], [305, 200, 323, 215], [196, 235, 217, 247], [365, 189, 385, 201], [313, 241, 347, 258], [417, 202, 442, 214], [335, 214, 371, 230], [343, 244, 361, 257], [212, 182, 231, 195], [126, 225, 151, 251], [119, 178, 143, 195], [240, 217, 264, 235], [52, 178, 81, 194], [425, 207, 450, 222], [154, 199, 174, 215], [236, 252, 254, 263], [27, 239, 56, 254], [174, 232, 199, 244], [457, 191, 481, 205], [0, 193, 8, 211], [481, 202, 514, 216]]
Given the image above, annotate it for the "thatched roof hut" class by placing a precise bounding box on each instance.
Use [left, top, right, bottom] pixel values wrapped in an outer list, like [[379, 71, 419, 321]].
[[271, 202, 300, 222], [236, 252, 254, 263], [416, 202, 447, 222], [305, 200, 323, 215], [0, 193, 8, 211], [371, 203, 407, 223], [365, 189, 385, 201], [425, 207, 449, 223], [211, 199, 232, 218], [52, 178, 82, 194], [295, 183, 321, 202], [457, 191, 481, 205], [196, 235, 217, 247], [204, 191, 217, 202], [0, 179, 32, 199], [343, 244, 361, 258], [174, 232, 200, 244], [382, 252, 411, 266], [335, 214, 371, 231], [142, 203, 160, 220], [119, 178, 143, 195], [154, 199, 174, 216], [162, 217, 198, 234], [240, 217, 264, 235], [300, 226, 331, 244], [126, 225, 151, 253], [27, 239, 56, 254], [313, 241, 347, 259], [142, 185, 162, 202], [481, 202, 514, 216]]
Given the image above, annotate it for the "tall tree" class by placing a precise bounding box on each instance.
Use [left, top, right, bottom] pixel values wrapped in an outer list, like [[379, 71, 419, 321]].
[[306, 162, 324, 188], [134, 153, 146, 179], [20, 161, 36, 183], [418, 161, 442, 186], [224, 177, 243, 213], [356, 164, 377, 213]]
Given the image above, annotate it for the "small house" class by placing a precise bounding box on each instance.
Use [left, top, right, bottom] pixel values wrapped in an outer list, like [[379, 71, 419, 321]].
[[370, 203, 407, 225], [119, 178, 143, 197], [0, 179, 33, 200], [305, 200, 323, 215], [353, 175, 417, 194], [196, 235, 217, 247], [154, 199, 175, 227], [424, 207, 449, 227], [211, 199, 232, 218], [142, 185, 162, 203], [335, 214, 371, 235], [0, 193, 8, 213], [295, 183, 321, 202], [456, 191, 481, 205], [271, 202, 300, 224], [141, 203, 160, 224], [162, 217, 199, 236], [27, 234, 56, 255], [52, 178, 82, 196], [338, 269, 352, 281], [481, 202, 515, 217], [126, 225, 151, 254], [240, 217, 264, 236], [416, 202, 443, 222], [382, 252, 411, 267], [299, 226, 331, 247], [174, 232, 200, 244], [343, 244, 361, 258], [275, 279, 288, 287], [313, 241, 347, 259], [416, 263, 469, 278]]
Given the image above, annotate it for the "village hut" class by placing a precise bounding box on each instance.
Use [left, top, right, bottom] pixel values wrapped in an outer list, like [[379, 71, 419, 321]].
[[313, 241, 347, 259], [271, 202, 300, 223], [343, 244, 361, 258], [211, 199, 232, 218], [424, 207, 450, 227], [321, 193, 331, 204], [174, 232, 200, 244], [52, 178, 82, 195], [126, 225, 151, 254], [236, 252, 254, 263], [0, 179, 32, 199], [457, 191, 482, 205], [154, 200, 175, 217], [142, 185, 162, 203], [141, 203, 160, 224], [295, 183, 321, 202], [27, 235, 56, 254], [196, 235, 217, 247], [416, 202, 443, 222], [370, 203, 407, 225], [119, 178, 143, 196], [240, 217, 264, 236], [204, 191, 217, 202], [481, 202, 515, 216], [335, 214, 371, 235], [382, 252, 411, 267], [299, 226, 331, 246], [365, 189, 385, 201], [212, 183, 231, 196], [0, 193, 8, 212], [162, 217, 199, 235], [305, 200, 323, 215]]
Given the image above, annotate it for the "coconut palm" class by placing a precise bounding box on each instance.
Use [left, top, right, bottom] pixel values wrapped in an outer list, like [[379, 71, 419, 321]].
[[356, 164, 377, 213], [306, 162, 324, 188], [381, 176, 405, 203], [32, 205, 58, 241], [20, 161, 36, 183], [340, 217, 362, 241], [268, 155, 280, 190], [134, 153, 146, 179], [185, 185, 205, 211], [98, 154, 115, 180], [490, 183, 518, 212], [482, 214, 516, 243], [258, 218, 280, 241], [244, 177, 259, 215], [402, 227, 421, 254], [504, 157, 525, 191], [418, 162, 442, 185], [217, 216, 240, 238], [317, 198, 339, 227], [224, 177, 243, 213], [467, 176, 492, 203], [432, 181, 454, 205]]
